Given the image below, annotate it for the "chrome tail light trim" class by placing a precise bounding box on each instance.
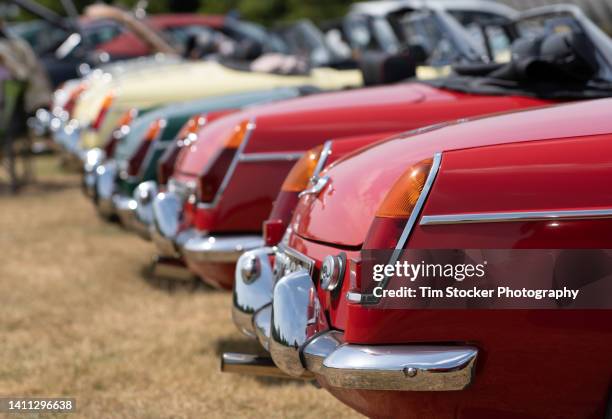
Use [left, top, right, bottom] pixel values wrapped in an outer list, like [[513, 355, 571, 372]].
[[420, 208, 612, 225]]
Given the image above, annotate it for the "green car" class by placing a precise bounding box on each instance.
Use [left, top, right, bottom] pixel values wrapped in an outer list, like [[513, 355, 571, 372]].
[[92, 86, 318, 238]]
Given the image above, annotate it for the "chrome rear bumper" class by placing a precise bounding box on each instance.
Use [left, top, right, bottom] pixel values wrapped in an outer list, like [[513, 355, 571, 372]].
[[226, 248, 479, 392], [181, 234, 264, 264], [151, 192, 263, 263]]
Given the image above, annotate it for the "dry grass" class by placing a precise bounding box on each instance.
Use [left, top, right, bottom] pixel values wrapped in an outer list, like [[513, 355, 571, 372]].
[[0, 156, 361, 418]]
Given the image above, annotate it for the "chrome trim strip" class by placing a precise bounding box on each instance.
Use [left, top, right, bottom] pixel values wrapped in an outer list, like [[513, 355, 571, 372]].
[[238, 152, 303, 162], [198, 118, 256, 209], [394, 152, 442, 254], [312, 140, 333, 179], [420, 209, 612, 225], [353, 152, 442, 305]]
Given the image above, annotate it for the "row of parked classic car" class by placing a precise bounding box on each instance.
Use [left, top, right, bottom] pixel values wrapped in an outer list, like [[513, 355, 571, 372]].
[[40, 1, 612, 417]]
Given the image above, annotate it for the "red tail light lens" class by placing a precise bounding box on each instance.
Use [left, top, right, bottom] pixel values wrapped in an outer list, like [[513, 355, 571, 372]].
[[157, 114, 207, 185], [63, 83, 87, 118], [363, 158, 434, 249], [263, 219, 285, 246], [91, 93, 115, 131], [261, 145, 327, 245], [103, 108, 138, 158], [196, 120, 251, 203], [127, 119, 166, 177]]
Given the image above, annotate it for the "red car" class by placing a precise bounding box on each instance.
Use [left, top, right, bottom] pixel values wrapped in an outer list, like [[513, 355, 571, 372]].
[[153, 84, 547, 288], [227, 97, 612, 418]]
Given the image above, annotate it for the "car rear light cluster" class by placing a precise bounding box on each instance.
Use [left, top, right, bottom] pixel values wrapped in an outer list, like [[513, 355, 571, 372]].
[[263, 145, 327, 246], [263, 219, 285, 246], [63, 83, 88, 118], [103, 108, 139, 159], [91, 93, 115, 131], [196, 120, 252, 203], [280, 145, 323, 192], [363, 157, 436, 249], [126, 118, 166, 178], [157, 113, 207, 185]]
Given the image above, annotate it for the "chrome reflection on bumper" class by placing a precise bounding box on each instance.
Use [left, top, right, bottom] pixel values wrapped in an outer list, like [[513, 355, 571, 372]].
[[82, 148, 105, 198], [232, 247, 275, 337], [253, 304, 272, 351], [269, 270, 328, 378], [55, 123, 81, 153], [265, 263, 479, 391], [114, 194, 138, 229], [321, 343, 478, 391], [95, 161, 117, 217], [181, 234, 264, 264], [150, 190, 185, 257], [131, 181, 158, 240]]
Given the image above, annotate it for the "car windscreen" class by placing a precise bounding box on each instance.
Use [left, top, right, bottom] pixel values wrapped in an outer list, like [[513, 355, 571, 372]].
[[399, 9, 487, 66], [513, 7, 612, 82]]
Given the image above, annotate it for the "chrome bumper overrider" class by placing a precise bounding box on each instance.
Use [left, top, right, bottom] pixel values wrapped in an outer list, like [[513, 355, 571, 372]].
[[132, 181, 158, 236], [232, 248, 275, 338], [53, 123, 81, 154], [113, 181, 159, 240], [151, 190, 187, 258], [114, 194, 138, 229], [228, 249, 479, 391], [95, 161, 117, 217], [82, 148, 105, 198]]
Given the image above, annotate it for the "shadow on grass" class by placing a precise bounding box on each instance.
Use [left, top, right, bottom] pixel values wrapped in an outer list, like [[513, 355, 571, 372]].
[[214, 337, 312, 387], [0, 178, 80, 196], [139, 263, 221, 294]]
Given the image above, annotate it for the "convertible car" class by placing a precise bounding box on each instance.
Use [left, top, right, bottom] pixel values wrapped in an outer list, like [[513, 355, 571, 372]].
[[54, 19, 364, 163], [151, 6, 612, 289], [26, 4, 228, 87], [227, 97, 612, 418], [55, 0, 514, 164], [90, 87, 315, 228]]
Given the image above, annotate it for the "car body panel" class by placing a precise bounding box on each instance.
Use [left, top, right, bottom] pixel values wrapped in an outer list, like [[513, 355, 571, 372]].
[[293, 98, 612, 247]]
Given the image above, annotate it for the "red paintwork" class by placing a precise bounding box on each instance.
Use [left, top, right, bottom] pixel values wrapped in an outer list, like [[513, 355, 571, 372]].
[[174, 82, 552, 286], [294, 98, 612, 247], [266, 132, 399, 244], [282, 98, 612, 418], [95, 14, 224, 58]]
